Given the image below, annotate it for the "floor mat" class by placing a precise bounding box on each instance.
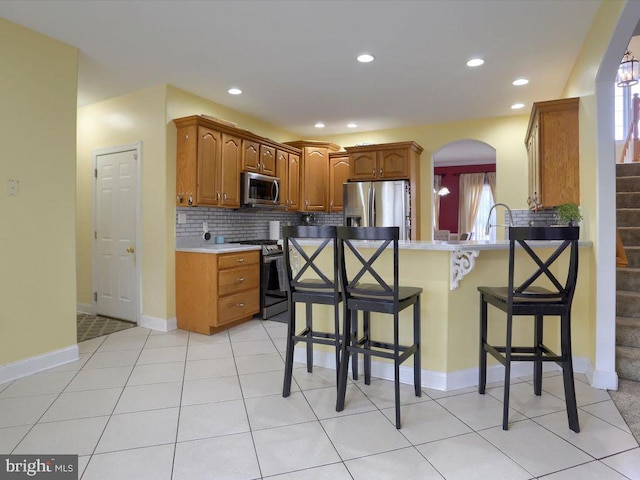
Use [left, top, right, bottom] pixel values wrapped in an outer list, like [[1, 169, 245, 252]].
[[77, 313, 136, 343]]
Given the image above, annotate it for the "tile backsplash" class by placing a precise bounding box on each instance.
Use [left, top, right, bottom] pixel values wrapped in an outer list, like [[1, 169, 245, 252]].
[[176, 207, 343, 241], [511, 209, 559, 227]]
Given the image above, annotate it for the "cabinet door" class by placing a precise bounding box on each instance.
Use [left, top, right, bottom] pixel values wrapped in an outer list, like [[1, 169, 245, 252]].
[[526, 122, 541, 208], [176, 124, 197, 206], [276, 150, 289, 208], [220, 134, 242, 207], [349, 151, 377, 180], [379, 149, 409, 179], [540, 110, 579, 206], [260, 144, 276, 176], [288, 153, 300, 211], [329, 155, 349, 212], [242, 139, 260, 173], [196, 126, 221, 205], [302, 147, 328, 211]]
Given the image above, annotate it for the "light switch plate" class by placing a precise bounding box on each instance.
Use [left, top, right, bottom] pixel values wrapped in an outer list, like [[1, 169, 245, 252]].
[[177, 213, 187, 224]]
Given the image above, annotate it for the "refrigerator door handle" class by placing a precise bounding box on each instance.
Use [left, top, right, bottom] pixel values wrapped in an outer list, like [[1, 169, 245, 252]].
[[369, 184, 375, 226]]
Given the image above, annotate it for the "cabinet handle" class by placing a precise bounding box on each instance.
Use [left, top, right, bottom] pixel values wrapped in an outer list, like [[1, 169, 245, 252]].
[[223, 192, 227, 201], [305, 200, 309, 207], [177, 195, 183, 204], [236, 303, 245, 308], [372, 168, 376, 176], [237, 258, 245, 263], [216, 192, 221, 200], [330, 201, 334, 208], [188, 196, 193, 206], [237, 277, 245, 282], [379, 168, 383, 176]]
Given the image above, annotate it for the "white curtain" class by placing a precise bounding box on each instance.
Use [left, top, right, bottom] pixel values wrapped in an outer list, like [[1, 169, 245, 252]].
[[458, 173, 486, 234], [487, 172, 497, 203], [433, 174, 442, 230]]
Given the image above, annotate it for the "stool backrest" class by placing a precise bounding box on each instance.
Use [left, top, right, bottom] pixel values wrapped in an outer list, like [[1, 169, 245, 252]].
[[507, 226, 579, 303], [337, 226, 399, 302], [283, 225, 339, 293]]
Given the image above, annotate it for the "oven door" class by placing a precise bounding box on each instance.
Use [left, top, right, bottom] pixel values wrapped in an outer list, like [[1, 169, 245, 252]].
[[242, 172, 282, 207], [261, 254, 288, 320]]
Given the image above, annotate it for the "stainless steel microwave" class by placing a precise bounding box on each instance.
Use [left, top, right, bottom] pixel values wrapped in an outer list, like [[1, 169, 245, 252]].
[[241, 172, 283, 208]]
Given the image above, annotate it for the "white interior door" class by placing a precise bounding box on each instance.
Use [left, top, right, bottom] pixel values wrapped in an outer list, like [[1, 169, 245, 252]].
[[95, 148, 138, 322]]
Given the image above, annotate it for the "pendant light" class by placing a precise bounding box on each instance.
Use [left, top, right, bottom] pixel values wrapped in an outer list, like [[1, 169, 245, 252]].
[[617, 50, 639, 87]]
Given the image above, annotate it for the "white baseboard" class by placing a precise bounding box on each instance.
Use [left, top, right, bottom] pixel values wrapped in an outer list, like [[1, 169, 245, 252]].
[[0, 345, 80, 385], [293, 347, 599, 391], [138, 315, 177, 332], [590, 368, 618, 390], [76, 303, 94, 315]]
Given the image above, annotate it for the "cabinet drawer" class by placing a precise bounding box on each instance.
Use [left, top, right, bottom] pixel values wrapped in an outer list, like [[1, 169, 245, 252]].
[[218, 251, 259, 270], [218, 265, 260, 296], [217, 288, 259, 325]]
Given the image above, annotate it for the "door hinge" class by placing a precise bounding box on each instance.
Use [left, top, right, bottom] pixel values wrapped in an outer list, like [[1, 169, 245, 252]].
[[93, 292, 97, 302], [94, 230, 97, 240], [133, 152, 138, 160], [94, 168, 98, 178]]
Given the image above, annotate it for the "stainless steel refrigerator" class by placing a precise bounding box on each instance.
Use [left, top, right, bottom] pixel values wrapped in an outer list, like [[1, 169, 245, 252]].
[[343, 180, 411, 240]]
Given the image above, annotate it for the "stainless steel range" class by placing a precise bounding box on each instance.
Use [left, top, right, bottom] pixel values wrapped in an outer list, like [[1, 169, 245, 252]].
[[238, 240, 288, 321]]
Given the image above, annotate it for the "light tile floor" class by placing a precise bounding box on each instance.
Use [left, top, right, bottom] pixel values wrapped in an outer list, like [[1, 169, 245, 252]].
[[1, 319, 639, 480]]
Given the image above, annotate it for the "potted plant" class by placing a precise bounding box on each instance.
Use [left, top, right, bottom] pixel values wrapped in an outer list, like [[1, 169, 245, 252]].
[[555, 202, 583, 226]]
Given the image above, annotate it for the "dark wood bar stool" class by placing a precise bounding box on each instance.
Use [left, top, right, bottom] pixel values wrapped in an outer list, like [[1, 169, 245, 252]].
[[282, 225, 342, 397], [335, 226, 422, 429], [478, 226, 580, 432]]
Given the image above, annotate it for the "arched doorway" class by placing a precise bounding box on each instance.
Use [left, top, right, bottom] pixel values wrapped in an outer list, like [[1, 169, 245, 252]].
[[432, 140, 496, 240]]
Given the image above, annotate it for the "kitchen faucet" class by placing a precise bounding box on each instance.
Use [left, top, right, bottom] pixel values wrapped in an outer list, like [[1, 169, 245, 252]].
[[485, 203, 514, 235]]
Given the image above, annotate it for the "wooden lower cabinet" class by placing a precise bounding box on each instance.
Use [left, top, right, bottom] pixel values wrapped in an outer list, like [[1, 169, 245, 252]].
[[176, 250, 260, 334]]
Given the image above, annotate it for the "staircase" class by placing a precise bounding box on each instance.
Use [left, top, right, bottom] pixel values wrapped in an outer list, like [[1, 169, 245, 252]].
[[616, 162, 640, 382]]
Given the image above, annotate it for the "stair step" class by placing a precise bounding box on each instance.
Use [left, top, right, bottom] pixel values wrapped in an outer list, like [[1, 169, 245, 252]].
[[616, 290, 640, 318], [624, 247, 640, 268], [617, 267, 640, 290], [617, 162, 640, 177], [617, 316, 640, 348], [617, 192, 640, 208], [618, 227, 640, 247], [616, 345, 640, 382], [617, 176, 640, 192], [618, 209, 640, 227]]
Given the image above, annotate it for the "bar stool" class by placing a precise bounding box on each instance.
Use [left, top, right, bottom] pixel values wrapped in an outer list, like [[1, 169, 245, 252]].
[[478, 226, 580, 432], [335, 226, 422, 429], [282, 225, 342, 397]]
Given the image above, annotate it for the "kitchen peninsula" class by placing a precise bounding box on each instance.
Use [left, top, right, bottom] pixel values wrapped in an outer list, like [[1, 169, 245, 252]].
[[290, 237, 593, 391]]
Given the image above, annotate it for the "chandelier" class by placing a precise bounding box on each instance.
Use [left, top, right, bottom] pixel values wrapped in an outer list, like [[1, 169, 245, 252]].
[[617, 50, 639, 87]]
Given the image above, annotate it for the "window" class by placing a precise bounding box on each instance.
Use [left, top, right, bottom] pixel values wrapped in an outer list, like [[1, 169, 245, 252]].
[[472, 184, 495, 242], [615, 82, 640, 141]]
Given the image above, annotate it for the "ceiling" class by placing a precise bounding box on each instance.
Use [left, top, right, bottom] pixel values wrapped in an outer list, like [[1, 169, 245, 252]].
[[0, 0, 601, 137]]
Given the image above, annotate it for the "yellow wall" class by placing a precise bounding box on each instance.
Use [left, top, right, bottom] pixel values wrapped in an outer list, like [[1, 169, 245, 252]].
[[0, 19, 78, 364], [316, 115, 531, 240]]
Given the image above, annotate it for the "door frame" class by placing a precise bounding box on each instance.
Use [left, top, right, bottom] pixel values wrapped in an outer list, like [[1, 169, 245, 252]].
[[91, 141, 143, 322]]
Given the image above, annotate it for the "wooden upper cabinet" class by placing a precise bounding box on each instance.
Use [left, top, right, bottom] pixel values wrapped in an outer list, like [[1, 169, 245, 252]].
[[220, 134, 241, 207], [525, 97, 579, 208], [260, 144, 276, 176], [242, 140, 260, 173], [196, 127, 221, 205], [329, 153, 349, 212], [287, 153, 300, 211], [380, 148, 409, 178], [284, 141, 340, 212], [350, 151, 378, 180], [347, 144, 412, 181]]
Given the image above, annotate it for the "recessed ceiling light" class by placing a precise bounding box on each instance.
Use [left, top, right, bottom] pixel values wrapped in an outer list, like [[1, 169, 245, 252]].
[[512, 78, 529, 86], [357, 54, 375, 63], [511, 103, 525, 110], [314, 122, 325, 128], [466, 58, 484, 67], [228, 88, 242, 95], [347, 123, 358, 128]]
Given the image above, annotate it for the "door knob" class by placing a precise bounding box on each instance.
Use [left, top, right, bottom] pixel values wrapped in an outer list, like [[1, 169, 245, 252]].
[[126, 246, 135, 253]]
